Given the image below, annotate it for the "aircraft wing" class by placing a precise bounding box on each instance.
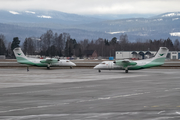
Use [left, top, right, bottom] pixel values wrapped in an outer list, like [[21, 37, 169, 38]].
[[114, 59, 137, 68], [40, 58, 59, 64]]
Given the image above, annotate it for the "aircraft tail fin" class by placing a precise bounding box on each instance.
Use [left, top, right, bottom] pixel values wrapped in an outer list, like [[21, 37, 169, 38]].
[[151, 47, 169, 64], [154, 47, 169, 58], [13, 47, 28, 64]]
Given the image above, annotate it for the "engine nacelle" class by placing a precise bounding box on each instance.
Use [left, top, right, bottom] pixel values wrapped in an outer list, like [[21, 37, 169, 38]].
[[114, 60, 137, 68]]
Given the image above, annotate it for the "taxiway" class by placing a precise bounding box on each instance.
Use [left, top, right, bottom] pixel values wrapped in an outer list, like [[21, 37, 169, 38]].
[[0, 68, 180, 120]]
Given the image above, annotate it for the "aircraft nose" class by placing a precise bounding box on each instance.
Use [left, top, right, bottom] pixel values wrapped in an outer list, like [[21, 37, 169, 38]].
[[71, 62, 76, 66], [94, 64, 99, 69]]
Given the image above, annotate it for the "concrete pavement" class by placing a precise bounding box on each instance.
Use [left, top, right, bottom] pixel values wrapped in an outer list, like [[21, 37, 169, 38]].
[[0, 68, 180, 119]]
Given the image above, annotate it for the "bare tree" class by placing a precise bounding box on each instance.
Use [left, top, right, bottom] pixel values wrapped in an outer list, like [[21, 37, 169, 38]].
[[7, 42, 12, 58], [40, 30, 54, 56], [174, 39, 180, 51], [119, 34, 128, 51], [0, 34, 6, 55], [23, 38, 35, 55]]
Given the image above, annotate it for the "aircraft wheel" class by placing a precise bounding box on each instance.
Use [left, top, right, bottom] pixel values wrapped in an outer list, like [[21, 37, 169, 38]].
[[47, 64, 51, 70], [99, 70, 101, 73], [70, 66, 72, 69], [125, 69, 128, 73]]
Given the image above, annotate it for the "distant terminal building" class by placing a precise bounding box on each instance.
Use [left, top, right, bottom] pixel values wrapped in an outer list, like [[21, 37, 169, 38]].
[[168, 51, 180, 59], [115, 50, 180, 60]]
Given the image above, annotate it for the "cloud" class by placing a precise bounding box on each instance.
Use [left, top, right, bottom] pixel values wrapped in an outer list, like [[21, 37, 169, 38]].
[[0, 0, 180, 14]]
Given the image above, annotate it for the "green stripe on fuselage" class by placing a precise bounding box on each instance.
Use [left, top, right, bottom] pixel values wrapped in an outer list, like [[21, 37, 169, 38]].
[[128, 57, 166, 70], [16, 57, 47, 67]]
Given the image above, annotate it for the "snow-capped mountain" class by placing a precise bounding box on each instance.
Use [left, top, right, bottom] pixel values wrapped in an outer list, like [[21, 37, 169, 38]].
[[0, 10, 180, 42], [0, 10, 102, 24], [161, 12, 180, 17]]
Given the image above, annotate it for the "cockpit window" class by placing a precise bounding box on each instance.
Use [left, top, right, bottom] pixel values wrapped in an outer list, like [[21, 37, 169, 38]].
[[101, 62, 106, 64], [66, 61, 69, 62]]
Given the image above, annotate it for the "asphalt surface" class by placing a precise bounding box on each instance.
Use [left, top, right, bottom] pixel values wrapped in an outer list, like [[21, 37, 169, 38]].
[[0, 68, 180, 120], [1, 59, 180, 67]]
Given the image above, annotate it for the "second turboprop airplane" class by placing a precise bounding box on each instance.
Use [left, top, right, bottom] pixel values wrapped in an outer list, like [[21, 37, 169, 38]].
[[94, 47, 169, 73], [13, 47, 76, 69]]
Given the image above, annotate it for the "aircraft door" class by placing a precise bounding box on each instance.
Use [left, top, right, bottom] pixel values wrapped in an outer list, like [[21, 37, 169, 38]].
[[108, 62, 112, 69]]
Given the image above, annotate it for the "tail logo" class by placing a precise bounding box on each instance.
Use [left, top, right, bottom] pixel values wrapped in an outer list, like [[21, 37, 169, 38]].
[[159, 54, 164, 56], [17, 53, 21, 56]]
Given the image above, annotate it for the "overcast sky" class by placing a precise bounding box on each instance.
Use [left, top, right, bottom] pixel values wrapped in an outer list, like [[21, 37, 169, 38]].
[[0, 0, 180, 15]]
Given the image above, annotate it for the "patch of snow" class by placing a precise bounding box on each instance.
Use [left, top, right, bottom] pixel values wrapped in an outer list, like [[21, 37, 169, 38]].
[[37, 15, 52, 19], [172, 18, 179, 21], [126, 20, 133, 22], [170, 32, 180, 37], [162, 13, 180, 17], [9, 11, 20, 15], [25, 11, 35, 14], [136, 33, 148, 36], [176, 112, 180, 115], [153, 19, 163, 21], [157, 19, 163, 21], [106, 31, 126, 34]]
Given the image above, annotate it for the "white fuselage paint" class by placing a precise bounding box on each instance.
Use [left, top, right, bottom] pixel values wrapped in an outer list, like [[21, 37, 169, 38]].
[[94, 59, 150, 70], [27, 58, 76, 67], [94, 47, 169, 72]]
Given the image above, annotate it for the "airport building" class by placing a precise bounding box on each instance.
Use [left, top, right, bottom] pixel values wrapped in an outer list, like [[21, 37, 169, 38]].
[[115, 51, 180, 60]]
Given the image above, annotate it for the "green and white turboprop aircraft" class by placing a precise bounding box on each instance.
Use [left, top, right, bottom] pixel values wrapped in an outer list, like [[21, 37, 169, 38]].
[[13, 47, 76, 69], [94, 47, 169, 73]]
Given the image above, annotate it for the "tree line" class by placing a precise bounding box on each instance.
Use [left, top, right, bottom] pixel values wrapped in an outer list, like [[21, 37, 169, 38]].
[[0, 30, 180, 58]]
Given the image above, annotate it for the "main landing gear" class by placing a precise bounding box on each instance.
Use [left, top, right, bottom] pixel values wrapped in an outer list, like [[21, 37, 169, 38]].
[[27, 66, 29, 72], [98, 70, 101, 73], [47, 64, 51, 70], [125, 68, 128, 73]]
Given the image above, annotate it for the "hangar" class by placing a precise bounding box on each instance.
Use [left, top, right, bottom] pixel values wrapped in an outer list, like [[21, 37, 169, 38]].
[[115, 50, 180, 60]]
